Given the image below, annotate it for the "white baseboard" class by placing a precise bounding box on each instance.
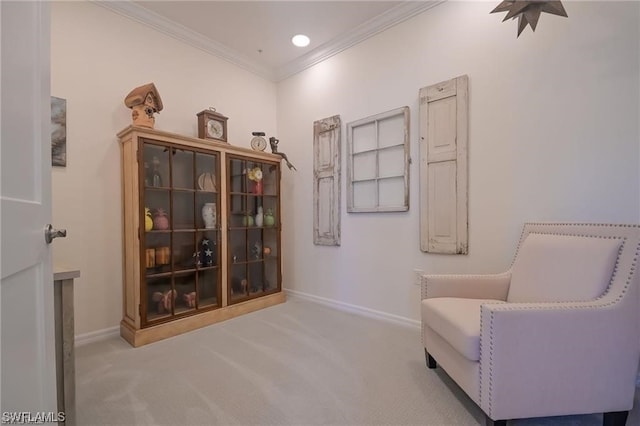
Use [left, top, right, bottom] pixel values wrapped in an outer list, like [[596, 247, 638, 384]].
[[75, 326, 120, 347], [284, 288, 420, 329], [73, 291, 420, 347]]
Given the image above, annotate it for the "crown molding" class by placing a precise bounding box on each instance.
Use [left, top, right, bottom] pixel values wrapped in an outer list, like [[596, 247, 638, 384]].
[[93, 0, 445, 83], [275, 1, 445, 81], [93, 0, 275, 80]]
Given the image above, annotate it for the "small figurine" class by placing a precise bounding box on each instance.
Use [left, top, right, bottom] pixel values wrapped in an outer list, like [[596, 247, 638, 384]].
[[251, 240, 262, 260], [152, 289, 176, 314], [124, 82, 163, 128], [250, 279, 262, 293], [269, 137, 297, 171], [231, 277, 248, 294], [183, 291, 196, 308], [152, 208, 169, 230]]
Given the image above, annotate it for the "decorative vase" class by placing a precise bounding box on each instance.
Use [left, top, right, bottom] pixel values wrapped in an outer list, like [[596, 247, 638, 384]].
[[242, 214, 254, 227], [151, 156, 163, 187], [255, 206, 264, 227], [144, 207, 153, 231], [264, 209, 275, 227], [201, 202, 216, 229], [253, 180, 263, 195], [153, 208, 169, 230]]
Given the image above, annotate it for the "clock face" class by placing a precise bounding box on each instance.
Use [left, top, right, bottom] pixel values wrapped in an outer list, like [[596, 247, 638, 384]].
[[251, 136, 267, 151], [207, 119, 224, 139]]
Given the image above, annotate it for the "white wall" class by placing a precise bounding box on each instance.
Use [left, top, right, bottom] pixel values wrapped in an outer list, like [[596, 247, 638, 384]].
[[51, 1, 640, 336], [50, 2, 277, 335], [276, 1, 640, 324]]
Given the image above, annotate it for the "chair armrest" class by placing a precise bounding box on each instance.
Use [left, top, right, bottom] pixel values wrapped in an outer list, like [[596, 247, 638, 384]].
[[479, 299, 639, 420], [421, 272, 511, 300]]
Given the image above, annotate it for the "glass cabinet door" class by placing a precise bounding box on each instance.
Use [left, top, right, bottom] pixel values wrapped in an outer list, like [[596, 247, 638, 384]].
[[228, 156, 280, 304], [140, 139, 221, 325]]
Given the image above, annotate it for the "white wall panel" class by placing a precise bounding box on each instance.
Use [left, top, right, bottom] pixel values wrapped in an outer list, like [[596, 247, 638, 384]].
[[276, 1, 639, 323], [51, 1, 640, 332]]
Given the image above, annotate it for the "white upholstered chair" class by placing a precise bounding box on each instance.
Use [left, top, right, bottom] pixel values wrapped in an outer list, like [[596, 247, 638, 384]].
[[421, 223, 640, 426]]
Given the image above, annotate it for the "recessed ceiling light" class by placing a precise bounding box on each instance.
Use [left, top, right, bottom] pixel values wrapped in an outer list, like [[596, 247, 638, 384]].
[[291, 34, 310, 47]]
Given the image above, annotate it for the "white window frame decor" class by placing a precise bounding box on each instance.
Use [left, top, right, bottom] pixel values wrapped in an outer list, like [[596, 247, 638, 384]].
[[346, 106, 410, 213]]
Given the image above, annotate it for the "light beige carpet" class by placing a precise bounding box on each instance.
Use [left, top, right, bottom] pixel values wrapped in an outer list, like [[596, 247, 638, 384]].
[[76, 297, 639, 425]]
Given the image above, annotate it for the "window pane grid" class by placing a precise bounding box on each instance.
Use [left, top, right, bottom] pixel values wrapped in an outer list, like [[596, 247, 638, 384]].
[[347, 107, 409, 213]]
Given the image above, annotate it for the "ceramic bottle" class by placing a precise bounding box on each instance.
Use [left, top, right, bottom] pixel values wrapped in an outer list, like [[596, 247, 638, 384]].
[[202, 202, 216, 228], [153, 208, 169, 230], [264, 209, 275, 227], [255, 206, 264, 227]]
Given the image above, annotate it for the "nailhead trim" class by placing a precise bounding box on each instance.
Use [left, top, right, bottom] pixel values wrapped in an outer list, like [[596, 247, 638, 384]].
[[422, 223, 640, 414], [510, 232, 626, 304], [481, 223, 640, 415], [488, 310, 495, 417], [479, 306, 484, 410]]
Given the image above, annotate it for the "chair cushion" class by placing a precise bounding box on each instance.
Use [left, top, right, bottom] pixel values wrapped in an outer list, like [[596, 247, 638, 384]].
[[422, 298, 505, 361], [507, 233, 622, 303]]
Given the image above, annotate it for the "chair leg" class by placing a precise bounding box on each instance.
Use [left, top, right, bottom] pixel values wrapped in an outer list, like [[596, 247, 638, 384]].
[[603, 411, 628, 426], [424, 349, 437, 369], [484, 414, 506, 426]]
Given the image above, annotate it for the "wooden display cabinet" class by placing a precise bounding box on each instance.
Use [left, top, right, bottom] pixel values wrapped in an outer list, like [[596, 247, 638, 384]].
[[227, 155, 281, 304], [118, 126, 284, 347]]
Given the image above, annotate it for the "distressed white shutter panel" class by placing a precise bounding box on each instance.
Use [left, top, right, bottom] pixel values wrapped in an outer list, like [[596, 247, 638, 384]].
[[313, 115, 341, 246], [419, 75, 468, 254]]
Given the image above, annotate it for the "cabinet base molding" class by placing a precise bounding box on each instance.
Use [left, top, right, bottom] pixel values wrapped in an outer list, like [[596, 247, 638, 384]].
[[120, 292, 286, 347]]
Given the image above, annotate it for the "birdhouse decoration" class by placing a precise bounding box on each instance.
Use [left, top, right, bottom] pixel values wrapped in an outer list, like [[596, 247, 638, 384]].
[[124, 82, 163, 128]]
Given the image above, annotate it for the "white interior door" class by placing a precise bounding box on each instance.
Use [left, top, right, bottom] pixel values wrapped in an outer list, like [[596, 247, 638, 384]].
[[1, 1, 57, 413]]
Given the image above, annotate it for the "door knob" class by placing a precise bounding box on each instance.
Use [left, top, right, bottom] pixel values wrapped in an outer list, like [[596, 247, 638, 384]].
[[45, 224, 67, 244]]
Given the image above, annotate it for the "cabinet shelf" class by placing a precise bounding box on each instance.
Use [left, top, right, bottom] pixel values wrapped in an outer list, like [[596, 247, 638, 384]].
[[169, 188, 219, 194], [146, 312, 172, 322], [144, 266, 220, 276], [145, 271, 173, 278], [229, 192, 277, 197], [167, 228, 220, 233], [195, 265, 219, 272], [231, 259, 266, 265], [228, 226, 278, 231]]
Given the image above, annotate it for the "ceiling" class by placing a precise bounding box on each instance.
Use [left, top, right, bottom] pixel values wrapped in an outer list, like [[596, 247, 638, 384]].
[[97, 1, 443, 81]]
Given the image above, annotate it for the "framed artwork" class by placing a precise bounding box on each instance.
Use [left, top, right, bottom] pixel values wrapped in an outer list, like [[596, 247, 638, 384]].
[[51, 96, 66, 167]]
